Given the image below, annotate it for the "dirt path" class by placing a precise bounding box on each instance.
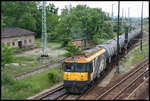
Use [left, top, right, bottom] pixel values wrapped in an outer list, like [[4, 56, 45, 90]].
[[16, 48, 67, 57]]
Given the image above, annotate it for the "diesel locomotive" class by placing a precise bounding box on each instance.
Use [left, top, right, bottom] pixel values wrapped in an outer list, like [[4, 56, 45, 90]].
[[63, 26, 141, 93]]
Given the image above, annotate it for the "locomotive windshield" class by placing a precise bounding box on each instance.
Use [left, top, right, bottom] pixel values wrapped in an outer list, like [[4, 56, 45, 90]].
[[64, 62, 91, 72], [64, 63, 74, 72], [76, 63, 88, 72]]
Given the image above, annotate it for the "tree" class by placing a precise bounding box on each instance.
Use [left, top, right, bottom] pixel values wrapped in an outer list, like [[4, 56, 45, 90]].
[[1, 43, 15, 68], [1, 16, 6, 28], [18, 13, 37, 31], [2, 1, 38, 27], [65, 42, 80, 57], [54, 4, 112, 46]]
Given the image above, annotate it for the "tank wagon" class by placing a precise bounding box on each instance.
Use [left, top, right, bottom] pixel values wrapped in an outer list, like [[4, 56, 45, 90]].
[[63, 27, 141, 94]]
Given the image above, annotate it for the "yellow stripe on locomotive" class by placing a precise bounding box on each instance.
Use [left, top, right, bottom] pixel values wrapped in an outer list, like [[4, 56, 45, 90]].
[[64, 72, 88, 81]]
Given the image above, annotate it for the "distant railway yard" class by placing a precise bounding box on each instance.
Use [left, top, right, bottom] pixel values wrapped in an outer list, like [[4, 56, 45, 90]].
[[1, 1, 149, 100]]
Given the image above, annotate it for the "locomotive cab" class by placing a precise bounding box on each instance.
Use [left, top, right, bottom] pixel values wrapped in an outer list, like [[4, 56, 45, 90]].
[[63, 47, 106, 94], [63, 62, 93, 94]]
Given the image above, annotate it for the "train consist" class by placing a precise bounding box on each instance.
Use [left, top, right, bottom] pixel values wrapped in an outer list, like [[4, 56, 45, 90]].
[[63, 26, 141, 93]]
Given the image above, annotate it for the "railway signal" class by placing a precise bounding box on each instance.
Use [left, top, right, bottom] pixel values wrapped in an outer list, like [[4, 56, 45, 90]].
[[121, 8, 124, 32], [112, 4, 114, 33]]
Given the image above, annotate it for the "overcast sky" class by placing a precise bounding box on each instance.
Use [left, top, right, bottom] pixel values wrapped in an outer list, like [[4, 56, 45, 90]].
[[47, 1, 149, 18]]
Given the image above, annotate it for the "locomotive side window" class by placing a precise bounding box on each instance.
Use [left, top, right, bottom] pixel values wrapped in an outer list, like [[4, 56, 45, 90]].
[[64, 63, 74, 72], [89, 62, 93, 73]]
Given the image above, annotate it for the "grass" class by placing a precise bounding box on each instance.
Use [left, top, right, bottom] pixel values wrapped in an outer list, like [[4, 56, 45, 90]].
[[5, 54, 65, 76], [143, 23, 149, 31], [119, 42, 149, 74], [35, 38, 62, 50], [1, 66, 63, 100]]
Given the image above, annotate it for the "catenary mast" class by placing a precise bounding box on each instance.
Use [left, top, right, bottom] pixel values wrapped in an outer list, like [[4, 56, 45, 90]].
[[42, 1, 48, 56]]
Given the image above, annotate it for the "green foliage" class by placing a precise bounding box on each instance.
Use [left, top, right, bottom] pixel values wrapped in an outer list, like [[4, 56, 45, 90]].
[[2, 67, 63, 99], [2, 1, 37, 27], [18, 13, 37, 31], [120, 42, 149, 74], [2, 2, 127, 47], [2, 71, 15, 85], [54, 4, 113, 46], [2, 1, 59, 38], [1, 16, 6, 28], [10, 81, 32, 92], [65, 42, 80, 57], [48, 72, 61, 83], [92, 34, 100, 44], [1, 43, 15, 68]]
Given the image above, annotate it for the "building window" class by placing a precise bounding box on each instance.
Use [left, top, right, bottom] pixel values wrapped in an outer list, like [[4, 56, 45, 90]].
[[12, 42, 15, 46], [24, 40, 27, 44], [29, 39, 32, 43]]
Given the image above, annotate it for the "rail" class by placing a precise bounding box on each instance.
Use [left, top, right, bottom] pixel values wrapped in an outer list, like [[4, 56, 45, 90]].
[[96, 58, 148, 100], [14, 57, 67, 80], [27, 85, 65, 100], [112, 69, 149, 100]]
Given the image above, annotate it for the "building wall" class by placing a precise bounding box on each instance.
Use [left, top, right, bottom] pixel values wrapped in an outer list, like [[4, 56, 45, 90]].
[[72, 40, 82, 50], [2, 35, 35, 48]]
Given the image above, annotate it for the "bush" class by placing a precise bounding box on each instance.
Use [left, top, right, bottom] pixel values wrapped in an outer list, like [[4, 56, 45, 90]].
[[10, 81, 32, 92], [1, 43, 15, 68], [92, 34, 100, 44], [2, 71, 15, 85], [48, 72, 61, 83]]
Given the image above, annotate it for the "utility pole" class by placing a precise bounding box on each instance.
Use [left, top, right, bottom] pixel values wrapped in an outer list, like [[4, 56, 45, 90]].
[[140, 1, 143, 53], [112, 4, 114, 33], [122, 8, 124, 32], [42, 1, 48, 57], [125, 9, 127, 25], [128, 7, 130, 25], [84, 8, 87, 49], [116, 1, 120, 74]]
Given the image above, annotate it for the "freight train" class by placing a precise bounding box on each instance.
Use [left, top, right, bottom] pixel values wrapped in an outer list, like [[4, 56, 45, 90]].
[[63, 26, 141, 93]]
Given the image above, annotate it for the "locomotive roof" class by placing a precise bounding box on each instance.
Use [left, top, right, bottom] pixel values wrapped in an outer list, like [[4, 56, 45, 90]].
[[64, 47, 106, 63]]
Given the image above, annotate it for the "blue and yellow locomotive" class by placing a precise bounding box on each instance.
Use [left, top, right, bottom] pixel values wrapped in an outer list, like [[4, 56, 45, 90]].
[[63, 47, 107, 93]]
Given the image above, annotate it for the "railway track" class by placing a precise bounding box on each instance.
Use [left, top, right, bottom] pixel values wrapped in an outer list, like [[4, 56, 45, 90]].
[[27, 85, 68, 100], [14, 57, 66, 80], [27, 85, 80, 100], [96, 58, 149, 100]]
